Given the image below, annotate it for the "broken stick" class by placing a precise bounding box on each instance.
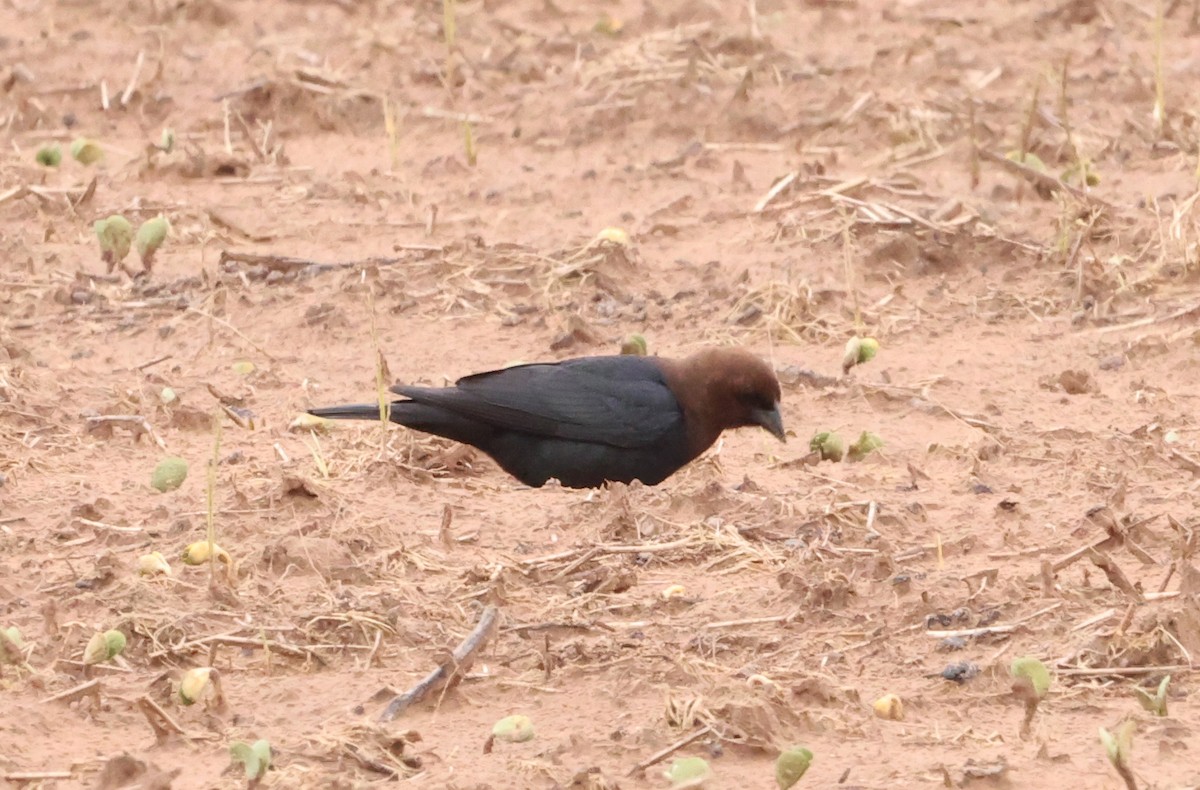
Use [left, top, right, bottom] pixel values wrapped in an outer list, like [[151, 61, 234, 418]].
[[378, 605, 499, 722]]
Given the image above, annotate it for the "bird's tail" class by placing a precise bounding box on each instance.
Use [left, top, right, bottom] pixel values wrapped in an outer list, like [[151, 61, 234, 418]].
[[308, 403, 392, 421]]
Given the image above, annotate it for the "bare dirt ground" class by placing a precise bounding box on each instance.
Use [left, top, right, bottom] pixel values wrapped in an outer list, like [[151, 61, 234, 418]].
[[4, 0, 1200, 787]]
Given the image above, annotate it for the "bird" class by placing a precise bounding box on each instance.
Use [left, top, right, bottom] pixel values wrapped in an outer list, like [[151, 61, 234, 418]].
[[308, 346, 785, 489]]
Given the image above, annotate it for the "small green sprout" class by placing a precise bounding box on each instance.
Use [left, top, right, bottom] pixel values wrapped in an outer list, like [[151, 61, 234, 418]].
[[484, 714, 534, 754], [1133, 675, 1170, 717], [151, 457, 189, 493], [775, 746, 813, 789], [1004, 149, 1047, 172], [809, 431, 844, 462], [36, 145, 62, 167], [1099, 720, 1137, 790], [231, 361, 256, 376], [1010, 656, 1051, 736], [841, 336, 880, 374], [135, 215, 171, 272], [620, 333, 648, 356], [180, 667, 227, 712], [83, 629, 126, 665], [94, 215, 134, 272], [665, 757, 711, 788], [846, 431, 884, 462], [229, 739, 271, 783], [159, 128, 176, 154], [0, 626, 25, 665], [137, 552, 171, 577], [70, 138, 104, 165], [491, 714, 534, 743]]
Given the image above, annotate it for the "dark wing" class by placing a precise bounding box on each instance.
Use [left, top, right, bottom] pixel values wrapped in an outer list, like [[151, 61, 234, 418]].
[[390, 356, 681, 449]]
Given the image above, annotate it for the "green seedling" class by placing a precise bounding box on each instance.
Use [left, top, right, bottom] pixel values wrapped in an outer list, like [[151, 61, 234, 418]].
[[666, 757, 711, 788], [159, 128, 176, 154], [620, 333, 648, 356], [1010, 656, 1051, 736], [491, 714, 534, 743], [151, 457, 189, 492], [137, 552, 171, 576], [484, 714, 534, 754], [179, 666, 213, 705], [70, 138, 104, 165], [36, 144, 62, 167], [0, 626, 25, 665], [1099, 720, 1137, 790], [1134, 675, 1170, 717], [94, 215, 134, 272], [846, 431, 883, 462], [83, 629, 126, 665], [182, 540, 232, 567], [1005, 149, 1047, 172], [135, 215, 170, 272], [775, 746, 813, 789], [181, 667, 227, 712], [229, 739, 271, 783], [809, 431, 844, 462], [841, 336, 879, 374]]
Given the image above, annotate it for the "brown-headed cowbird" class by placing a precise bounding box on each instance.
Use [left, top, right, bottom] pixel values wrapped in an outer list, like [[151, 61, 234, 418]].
[[308, 346, 784, 488]]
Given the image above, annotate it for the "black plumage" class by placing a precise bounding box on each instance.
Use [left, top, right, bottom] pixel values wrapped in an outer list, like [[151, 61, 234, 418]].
[[309, 347, 784, 488]]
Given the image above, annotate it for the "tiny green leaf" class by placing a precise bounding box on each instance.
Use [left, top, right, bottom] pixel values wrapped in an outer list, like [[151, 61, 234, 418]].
[[36, 145, 62, 167], [809, 431, 844, 462], [1009, 657, 1051, 699], [70, 138, 104, 165], [160, 128, 176, 153], [83, 629, 126, 664], [104, 629, 127, 658], [94, 215, 134, 267], [1099, 727, 1118, 764], [231, 361, 256, 376], [620, 333, 648, 356], [135, 216, 171, 271], [846, 431, 884, 462], [1005, 150, 1047, 172], [775, 746, 813, 789], [1134, 675, 1169, 716], [1099, 720, 1135, 767], [228, 734, 268, 777], [857, 337, 879, 363], [491, 714, 534, 743], [666, 757, 711, 788], [151, 457, 189, 493], [0, 626, 24, 665]]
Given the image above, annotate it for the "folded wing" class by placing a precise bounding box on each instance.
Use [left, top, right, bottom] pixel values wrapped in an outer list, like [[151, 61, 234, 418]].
[[390, 356, 682, 448]]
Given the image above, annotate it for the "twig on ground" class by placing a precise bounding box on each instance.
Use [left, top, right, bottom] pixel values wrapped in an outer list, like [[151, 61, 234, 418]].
[[627, 725, 714, 777], [378, 605, 499, 722]]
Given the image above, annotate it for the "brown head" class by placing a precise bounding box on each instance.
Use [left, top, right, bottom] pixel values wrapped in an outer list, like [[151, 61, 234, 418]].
[[657, 346, 785, 459]]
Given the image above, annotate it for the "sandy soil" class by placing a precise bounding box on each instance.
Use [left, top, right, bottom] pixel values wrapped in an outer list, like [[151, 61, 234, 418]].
[[4, 0, 1200, 787]]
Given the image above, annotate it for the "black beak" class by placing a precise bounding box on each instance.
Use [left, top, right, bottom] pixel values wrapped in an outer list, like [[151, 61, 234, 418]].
[[751, 404, 786, 442]]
